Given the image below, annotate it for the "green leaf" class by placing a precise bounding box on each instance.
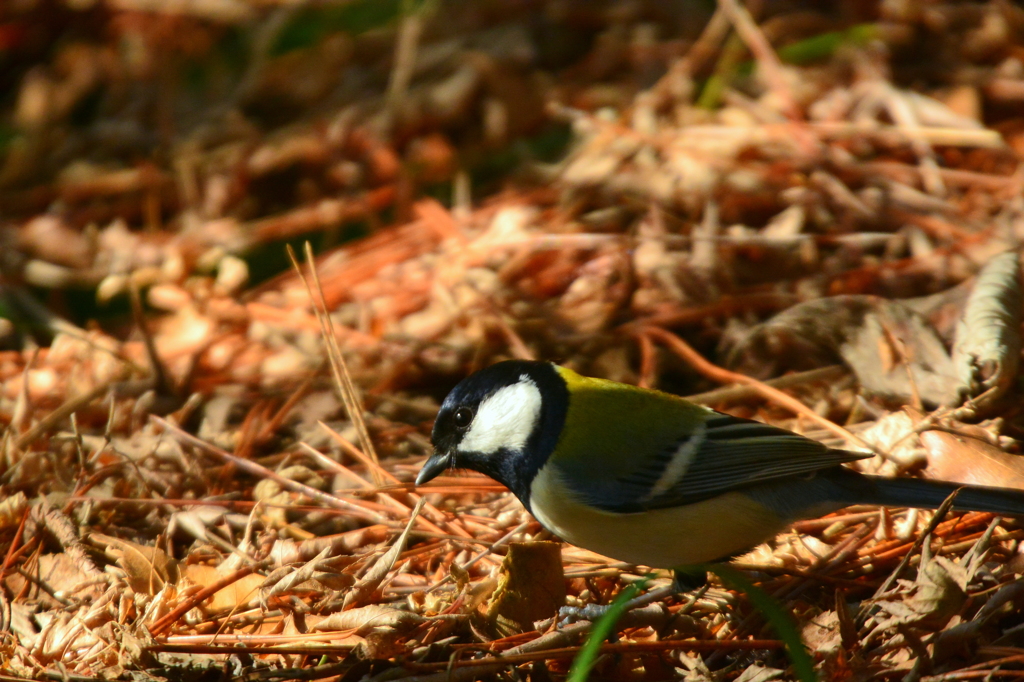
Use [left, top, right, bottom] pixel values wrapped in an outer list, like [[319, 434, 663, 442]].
[[707, 564, 817, 682], [778, 24, 876, 65]]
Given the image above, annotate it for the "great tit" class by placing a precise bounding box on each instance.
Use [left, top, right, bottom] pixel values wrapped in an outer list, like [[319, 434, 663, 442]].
[[417, 360, 1024, 570]]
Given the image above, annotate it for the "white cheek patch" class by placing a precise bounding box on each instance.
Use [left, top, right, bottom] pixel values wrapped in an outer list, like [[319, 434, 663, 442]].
[[459, 378, 542, 455]]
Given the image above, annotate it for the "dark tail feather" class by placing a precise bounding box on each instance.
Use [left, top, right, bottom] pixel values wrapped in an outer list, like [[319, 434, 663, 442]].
[[824, 468, 1024, 516]]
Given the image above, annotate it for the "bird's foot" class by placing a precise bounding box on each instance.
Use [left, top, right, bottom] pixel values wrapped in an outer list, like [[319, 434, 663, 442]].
[[558, 602, 616, 626], [558, 580, 678, 627]]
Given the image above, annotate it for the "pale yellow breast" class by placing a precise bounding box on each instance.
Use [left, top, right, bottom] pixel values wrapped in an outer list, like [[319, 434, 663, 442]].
[[529, 464, 786, 568]]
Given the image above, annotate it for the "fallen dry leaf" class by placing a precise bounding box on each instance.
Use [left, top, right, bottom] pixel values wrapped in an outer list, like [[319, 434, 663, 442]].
[[182, 565, 265, 613], [920, 429, 1024, 490], [486, 541, 565, 636], [88, 533, 180, 596]]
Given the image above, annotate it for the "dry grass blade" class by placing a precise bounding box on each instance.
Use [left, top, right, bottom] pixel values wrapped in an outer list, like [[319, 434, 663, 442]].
[[263, 546, 332, 600], [317, 420, 475, 538], [152, 417, 390, 524], [343, 498, 425, 609], [287, 242, 383, 486], [685, 365, 848, 406], [424, 520, 530, 593], [858, 491, 960, 625], [14, 381, 112, 451]]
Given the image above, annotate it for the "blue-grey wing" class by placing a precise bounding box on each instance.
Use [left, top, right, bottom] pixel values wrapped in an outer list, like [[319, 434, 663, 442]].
[[558, 413, 869, 513]]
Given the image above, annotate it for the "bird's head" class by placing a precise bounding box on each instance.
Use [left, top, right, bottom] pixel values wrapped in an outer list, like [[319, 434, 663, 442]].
[[416, 360, 568, 506]]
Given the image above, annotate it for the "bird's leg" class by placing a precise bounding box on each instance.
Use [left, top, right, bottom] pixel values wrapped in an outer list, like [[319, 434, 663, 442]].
[[671, 566, 709, 592], [558, 602, 621, 626]]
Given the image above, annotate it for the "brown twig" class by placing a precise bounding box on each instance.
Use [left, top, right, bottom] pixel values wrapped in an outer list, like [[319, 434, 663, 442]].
[[641, 326, 872, 451]]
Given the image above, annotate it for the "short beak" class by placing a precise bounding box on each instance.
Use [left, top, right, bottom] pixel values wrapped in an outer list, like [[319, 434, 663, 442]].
[[416, 452, 451, 486]]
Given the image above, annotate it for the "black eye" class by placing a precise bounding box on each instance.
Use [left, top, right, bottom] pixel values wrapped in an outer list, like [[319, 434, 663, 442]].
[[452, 407, 474, 429]]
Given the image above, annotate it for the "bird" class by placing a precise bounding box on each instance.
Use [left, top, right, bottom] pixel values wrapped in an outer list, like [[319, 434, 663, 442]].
[[416, 360, 1024, 576]]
